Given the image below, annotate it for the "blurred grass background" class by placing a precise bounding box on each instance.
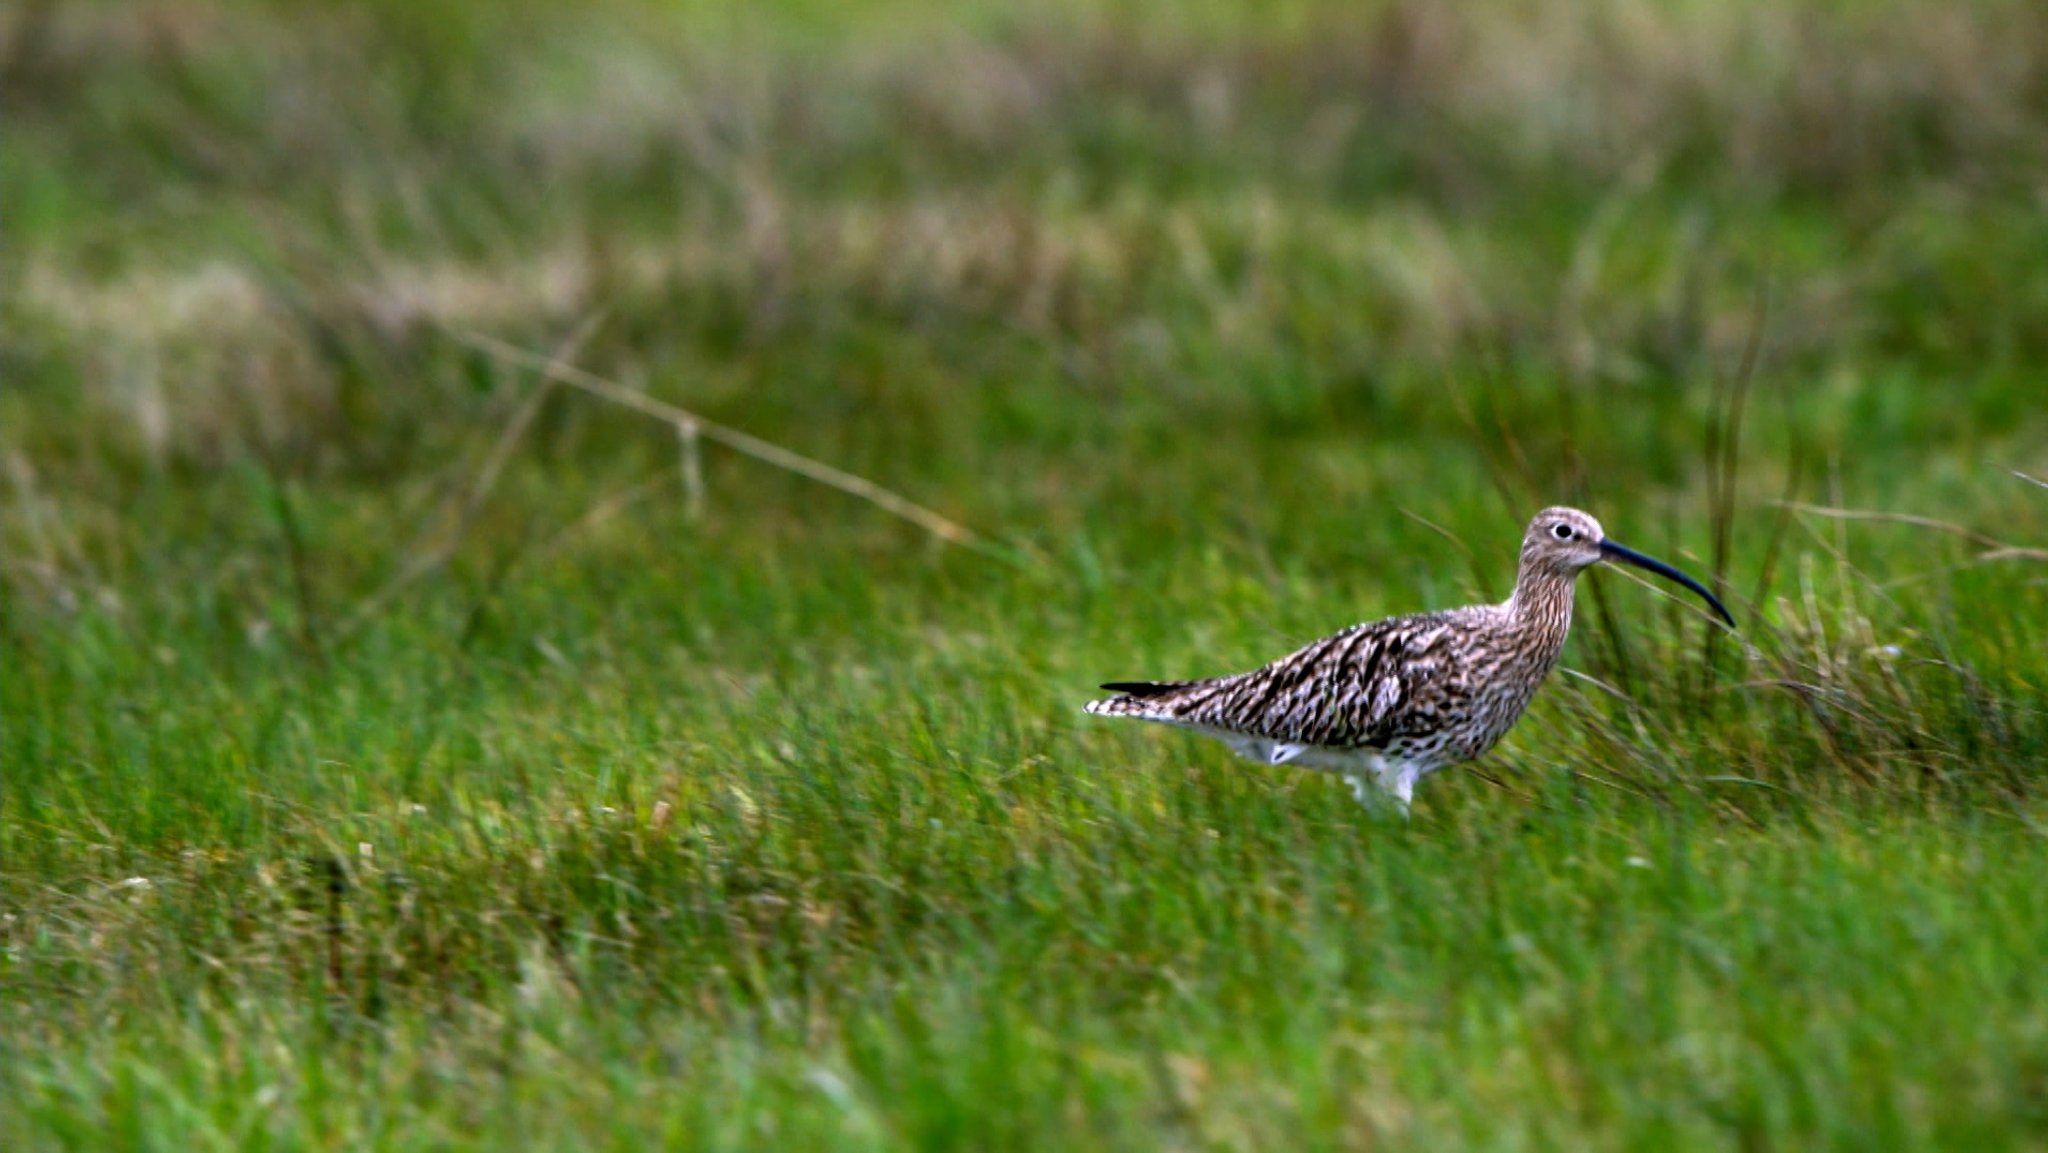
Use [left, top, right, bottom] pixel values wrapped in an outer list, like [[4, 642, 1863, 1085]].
[[5, 0, 2048, 1148]]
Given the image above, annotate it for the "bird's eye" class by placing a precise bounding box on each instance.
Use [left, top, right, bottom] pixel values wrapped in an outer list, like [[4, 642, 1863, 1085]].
[[1552, 524, 1573, 540]]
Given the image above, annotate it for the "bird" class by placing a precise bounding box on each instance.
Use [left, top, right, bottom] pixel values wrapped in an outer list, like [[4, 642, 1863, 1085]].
[[1083, 507, 1734, 813]]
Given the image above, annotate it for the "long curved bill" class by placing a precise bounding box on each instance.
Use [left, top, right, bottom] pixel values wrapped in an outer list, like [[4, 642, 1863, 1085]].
[[1599, 539, 1736, 628]]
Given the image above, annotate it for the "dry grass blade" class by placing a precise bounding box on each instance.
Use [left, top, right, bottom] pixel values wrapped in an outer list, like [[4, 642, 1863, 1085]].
[[446, 327, 986, 551], [678, 420, 706, 521], [331, 316, 603, 645], [1783, 503, 2048, 563]]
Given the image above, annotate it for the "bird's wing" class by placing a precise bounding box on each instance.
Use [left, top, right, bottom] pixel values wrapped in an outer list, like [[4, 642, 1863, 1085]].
[[1088, 612, 1473, 747]]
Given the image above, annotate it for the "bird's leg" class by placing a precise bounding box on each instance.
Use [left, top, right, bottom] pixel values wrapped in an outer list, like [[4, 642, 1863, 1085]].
[[1389, 767, 1417, 816], [1345, 770, 1413, 821], [1347, 774, 1374, 807]]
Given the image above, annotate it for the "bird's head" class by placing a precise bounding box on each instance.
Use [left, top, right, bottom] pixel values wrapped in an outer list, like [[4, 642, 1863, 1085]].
[[1520, 507, 1607, 574], [1519, 506, 1735, 627]]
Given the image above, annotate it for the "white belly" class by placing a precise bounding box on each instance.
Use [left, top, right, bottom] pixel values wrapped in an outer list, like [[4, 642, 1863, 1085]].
[[1166, 722, 1425, 807]]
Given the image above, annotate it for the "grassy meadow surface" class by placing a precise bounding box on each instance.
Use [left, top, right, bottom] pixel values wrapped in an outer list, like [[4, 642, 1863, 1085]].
[[6, 0, 2048, 1147]]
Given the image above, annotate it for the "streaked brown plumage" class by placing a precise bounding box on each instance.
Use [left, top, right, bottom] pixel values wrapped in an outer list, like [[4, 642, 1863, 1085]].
[[1084, 507, 1734, 811]]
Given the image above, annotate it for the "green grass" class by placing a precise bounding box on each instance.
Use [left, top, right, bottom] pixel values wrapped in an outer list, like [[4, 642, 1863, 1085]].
[[6, 0, 2048, 1147]]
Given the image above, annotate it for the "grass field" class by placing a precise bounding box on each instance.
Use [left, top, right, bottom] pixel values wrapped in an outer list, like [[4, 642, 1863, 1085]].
[[6, 0, 2048, 1147]]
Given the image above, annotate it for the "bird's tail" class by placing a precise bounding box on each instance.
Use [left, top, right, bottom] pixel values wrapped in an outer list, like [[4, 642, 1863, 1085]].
[[1097, 681, 1183, 696], [1083, 680, 1196, 717]]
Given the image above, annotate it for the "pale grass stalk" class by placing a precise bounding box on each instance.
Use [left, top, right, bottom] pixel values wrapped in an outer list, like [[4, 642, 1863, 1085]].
[[446, 326, 986, 552]]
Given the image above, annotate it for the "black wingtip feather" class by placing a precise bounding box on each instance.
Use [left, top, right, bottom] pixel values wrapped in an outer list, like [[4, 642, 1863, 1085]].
[[1099, 681, 1175, 696]]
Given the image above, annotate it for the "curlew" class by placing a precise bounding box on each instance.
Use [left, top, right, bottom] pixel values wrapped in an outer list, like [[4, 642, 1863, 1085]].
[[1084, 507, 1734, 812]]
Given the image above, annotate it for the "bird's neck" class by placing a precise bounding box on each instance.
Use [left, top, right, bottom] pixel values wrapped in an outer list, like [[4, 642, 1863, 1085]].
[[1504, 563, 1577, 656]]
